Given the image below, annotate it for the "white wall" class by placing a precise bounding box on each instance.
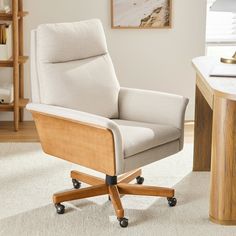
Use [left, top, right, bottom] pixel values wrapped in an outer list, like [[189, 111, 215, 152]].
[[0, 0, 207, 121]]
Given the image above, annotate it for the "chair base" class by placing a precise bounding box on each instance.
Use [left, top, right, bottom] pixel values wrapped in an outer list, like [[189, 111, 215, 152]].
[[53, 169, 176, 228]]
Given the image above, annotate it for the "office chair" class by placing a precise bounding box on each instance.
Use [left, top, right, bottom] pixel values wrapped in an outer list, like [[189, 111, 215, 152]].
[[27, 19, 188, 228]]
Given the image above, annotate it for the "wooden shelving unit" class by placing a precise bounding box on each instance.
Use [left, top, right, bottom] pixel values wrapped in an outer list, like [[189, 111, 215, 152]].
[[0, 98, 28, 111], [0, 56, 28, 67], [0, 11, 28, 20], [0, 0, 29, 131]]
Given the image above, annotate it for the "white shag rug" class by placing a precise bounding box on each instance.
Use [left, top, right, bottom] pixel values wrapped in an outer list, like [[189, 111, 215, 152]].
[[0, 143, 235, 236]]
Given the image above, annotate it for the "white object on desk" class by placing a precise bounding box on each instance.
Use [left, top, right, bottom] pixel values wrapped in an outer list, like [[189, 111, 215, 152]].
[[192, 56, 236, 102], [210, 62, 236, 78]]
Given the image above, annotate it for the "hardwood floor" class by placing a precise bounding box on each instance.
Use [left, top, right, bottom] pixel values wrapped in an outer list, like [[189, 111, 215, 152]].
[[0, 121, 39, 142], [0, 121, 194, 143]]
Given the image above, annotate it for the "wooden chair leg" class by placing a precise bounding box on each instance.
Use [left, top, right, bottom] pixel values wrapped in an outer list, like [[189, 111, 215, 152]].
[[108, 185, 124, 219], [53, 184, 108, 204], [118, 169, 142, 184], [71, 170, 104, 185], [118, 183, 174, 198], [52, 170, 176, 228]]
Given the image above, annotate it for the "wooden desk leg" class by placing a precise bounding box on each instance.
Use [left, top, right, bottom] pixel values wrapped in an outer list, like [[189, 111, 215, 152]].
[[210, 96, 236, 225], [193, 86, 213, 171]]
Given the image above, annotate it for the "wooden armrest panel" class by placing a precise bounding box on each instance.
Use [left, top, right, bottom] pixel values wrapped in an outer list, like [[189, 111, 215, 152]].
[[32, 112, 116, 176]]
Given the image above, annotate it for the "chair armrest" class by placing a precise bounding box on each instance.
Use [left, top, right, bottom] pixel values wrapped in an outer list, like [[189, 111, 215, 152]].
[[119, 88, 189, 129], [118, 88, 189, 149], [27, 103, 120, 131], [27, 103, 124, 175]]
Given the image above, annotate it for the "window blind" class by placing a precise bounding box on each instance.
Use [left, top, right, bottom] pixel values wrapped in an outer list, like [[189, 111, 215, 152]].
[[206, 0, 236, 44]]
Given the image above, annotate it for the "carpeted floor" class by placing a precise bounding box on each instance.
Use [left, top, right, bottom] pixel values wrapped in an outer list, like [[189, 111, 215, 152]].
[[0, 143, 236, 236]]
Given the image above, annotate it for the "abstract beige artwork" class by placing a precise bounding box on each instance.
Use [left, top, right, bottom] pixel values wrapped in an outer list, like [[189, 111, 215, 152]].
[[111, 0, 172, 29]]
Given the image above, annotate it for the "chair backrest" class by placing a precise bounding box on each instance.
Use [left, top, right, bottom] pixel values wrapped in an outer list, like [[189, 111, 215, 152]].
[[31, 19, 120, 118]]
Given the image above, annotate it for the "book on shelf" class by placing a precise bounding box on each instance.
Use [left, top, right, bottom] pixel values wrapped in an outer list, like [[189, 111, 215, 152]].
[[0, 23, 12, 60]]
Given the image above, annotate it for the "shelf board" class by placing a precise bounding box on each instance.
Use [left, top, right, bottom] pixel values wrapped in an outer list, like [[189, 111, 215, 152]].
[[19, 98, 29, 107], [0, 11, 29, 20], [0, 56, 28, 67], [0, 98, 29, 111]]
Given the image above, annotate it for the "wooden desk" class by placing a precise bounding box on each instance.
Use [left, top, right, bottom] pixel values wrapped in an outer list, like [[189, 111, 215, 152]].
[[192, 56, 236, 225]]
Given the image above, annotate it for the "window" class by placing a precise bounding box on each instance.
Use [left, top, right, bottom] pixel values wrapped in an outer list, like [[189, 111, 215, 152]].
[[206, 0, 236, 57]]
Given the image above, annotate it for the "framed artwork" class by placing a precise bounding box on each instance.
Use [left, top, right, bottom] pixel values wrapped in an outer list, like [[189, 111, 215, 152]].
[[111, 0, 172, 29]]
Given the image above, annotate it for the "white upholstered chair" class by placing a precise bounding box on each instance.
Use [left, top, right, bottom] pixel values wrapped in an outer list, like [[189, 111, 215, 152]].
[[27, 19, 188, 228]]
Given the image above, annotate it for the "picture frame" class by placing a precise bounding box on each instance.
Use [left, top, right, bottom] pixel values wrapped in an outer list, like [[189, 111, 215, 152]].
[[111, 0, 172, 29]]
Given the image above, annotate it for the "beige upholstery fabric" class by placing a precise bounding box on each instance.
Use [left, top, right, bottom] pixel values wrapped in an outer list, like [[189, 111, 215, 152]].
[[118, 87, 189, 150], [31, 30, 40, 103], [32, 19, 120, 118], [29, 19, 189, 176], [124, 140, 180, 173], [26, 103, 124, 174], [37, 55, 119, 118], [112, 119, 181, 158], [37, 19, 108, 63]]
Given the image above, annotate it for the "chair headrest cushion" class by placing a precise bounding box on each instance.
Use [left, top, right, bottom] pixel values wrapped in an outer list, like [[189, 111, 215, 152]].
[[37, 19, 108, 63]]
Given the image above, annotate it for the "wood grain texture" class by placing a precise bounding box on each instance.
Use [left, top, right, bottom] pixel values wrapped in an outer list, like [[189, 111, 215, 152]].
[[193, 85, 213, 171], [196, 74, 214, 109], [50, 169, 177, 220], [0, 98, 29, 111], [0, 56, 28, 67], [193, 57, 236, 225], [19, 0, 24, 122], [0, 11, 28, 20], [209, 216, 236, 226], [210, 96, 236, 224], [13, 0, 19, 131], [53, 184, 108, 204], [71, 170, 104, 186], [118, 183, 174, 197], [118, 169, 142, 183], [0, 121, 39, 142], [32, 112, 117, 176], [0, 0, 28, 131], [108, 185, 124, 218]]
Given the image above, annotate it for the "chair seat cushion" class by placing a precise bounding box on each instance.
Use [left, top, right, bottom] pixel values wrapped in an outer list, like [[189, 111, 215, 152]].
[[112, 119, 181, 158]]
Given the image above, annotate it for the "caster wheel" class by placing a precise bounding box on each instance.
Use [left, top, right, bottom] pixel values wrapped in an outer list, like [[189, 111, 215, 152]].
[[136, 176, 144, 185], [72, 179, 81, 189], [55, 203, 65, 214], [118, 217, 128, 228], [167, 197, 177, 207]]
